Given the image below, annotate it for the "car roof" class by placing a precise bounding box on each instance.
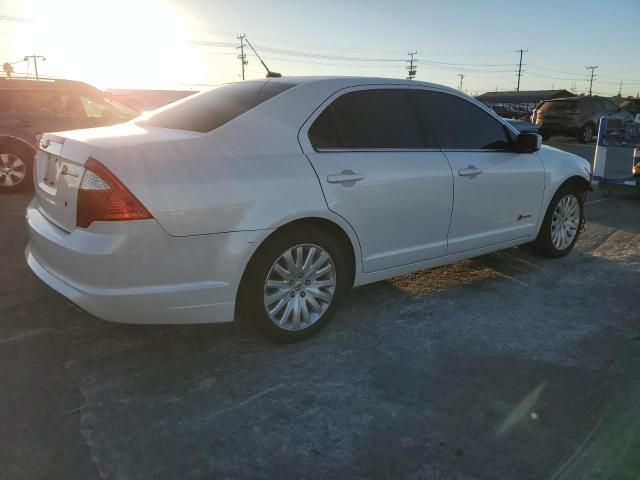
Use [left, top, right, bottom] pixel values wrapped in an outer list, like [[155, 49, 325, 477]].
[[545, 95, 612, 103], [0, 77, 98, 92], [235, 76, 458, 96]]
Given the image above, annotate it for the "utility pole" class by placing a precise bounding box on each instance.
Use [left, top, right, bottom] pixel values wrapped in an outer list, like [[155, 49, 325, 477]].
[[457, 73, 465, 91], [406, 51, 417, 80], [23, 54, 46, 80], [618, 80, 622, 97], [585, 66, 598, 96], [516, 48, 527, 92], [237, 34, 247, 80]]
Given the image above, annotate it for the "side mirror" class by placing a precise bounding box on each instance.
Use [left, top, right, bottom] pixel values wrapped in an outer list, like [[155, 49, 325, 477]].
[[517, 132, 542, 153]]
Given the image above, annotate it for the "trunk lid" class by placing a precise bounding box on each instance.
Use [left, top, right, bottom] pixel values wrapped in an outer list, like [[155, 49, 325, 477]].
[[35, 134, 95, 232], [34, 122, 202, 232]]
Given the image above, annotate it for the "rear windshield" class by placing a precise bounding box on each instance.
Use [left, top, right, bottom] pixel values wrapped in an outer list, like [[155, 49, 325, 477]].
[[139, 80, 296, 133], [540, 100, 580, 113]]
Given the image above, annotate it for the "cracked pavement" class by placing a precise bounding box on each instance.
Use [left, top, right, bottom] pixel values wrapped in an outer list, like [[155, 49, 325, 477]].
[[1, 143, 639, 479]]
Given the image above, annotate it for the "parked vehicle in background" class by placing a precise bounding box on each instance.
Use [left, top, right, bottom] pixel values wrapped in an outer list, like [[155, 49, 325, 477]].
[[504, 118, 539, 134], [0, 77, 137, 192], [619, 98, 640, 117], [535, 96, 633, 143], [26, 76, 591, 343]]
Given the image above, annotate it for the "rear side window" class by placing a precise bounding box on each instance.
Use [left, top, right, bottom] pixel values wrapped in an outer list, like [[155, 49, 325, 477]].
[[540, 100, 580, 114], [414, 90, 510, 150], [140, 80, 295, 133], [0, 91, 26, 115], [309, 89, 424, 149]]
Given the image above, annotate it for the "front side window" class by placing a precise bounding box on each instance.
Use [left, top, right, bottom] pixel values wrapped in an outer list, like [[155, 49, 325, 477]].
[[23, 90, 81, 117], [414, 90, 510, 150], [308, 89, 424, 149]]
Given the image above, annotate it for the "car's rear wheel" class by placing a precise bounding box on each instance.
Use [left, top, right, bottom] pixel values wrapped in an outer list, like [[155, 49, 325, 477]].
[[240, 227, 347, 342], [0, 150, 31, 192], [578, 123, 594, 144], [532, 184, 585, 258]]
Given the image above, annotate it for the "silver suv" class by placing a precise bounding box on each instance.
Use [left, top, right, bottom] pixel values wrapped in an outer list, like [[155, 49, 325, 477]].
[[535, 96, 632, 143]]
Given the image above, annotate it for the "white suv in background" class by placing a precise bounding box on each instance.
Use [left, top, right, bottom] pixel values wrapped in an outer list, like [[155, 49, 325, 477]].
[[26, 77, 591, 342]]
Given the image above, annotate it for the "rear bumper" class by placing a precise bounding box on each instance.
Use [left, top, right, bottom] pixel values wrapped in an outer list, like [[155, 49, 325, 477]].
[[25, 199, 268, 324], [538, 124, 580, 136]]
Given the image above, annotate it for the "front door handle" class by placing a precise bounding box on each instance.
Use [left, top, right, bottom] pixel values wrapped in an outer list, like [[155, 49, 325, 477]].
[[458, 165, 483, 178], [327, 170, 365, 186], [14, 119, 32, 128]]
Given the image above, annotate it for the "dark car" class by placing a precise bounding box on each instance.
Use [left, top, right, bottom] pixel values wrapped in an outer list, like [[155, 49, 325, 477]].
[[0, 77, 137, 192], [535, 95, 633, 144]]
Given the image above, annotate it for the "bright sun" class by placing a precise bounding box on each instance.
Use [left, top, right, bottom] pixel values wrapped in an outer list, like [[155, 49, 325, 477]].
[[13, 0, 208, 89]]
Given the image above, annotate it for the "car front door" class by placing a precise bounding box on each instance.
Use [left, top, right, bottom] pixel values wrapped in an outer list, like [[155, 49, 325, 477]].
[[23, 89, 84, 137], [413, 89, 545, 255], [299, 87, 454, 273]]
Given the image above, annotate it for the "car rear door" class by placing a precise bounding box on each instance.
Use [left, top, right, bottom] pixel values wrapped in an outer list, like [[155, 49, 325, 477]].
[[299, 87, 454, 273], [0, 89, 30, 138], [413, 89, 545, 255]]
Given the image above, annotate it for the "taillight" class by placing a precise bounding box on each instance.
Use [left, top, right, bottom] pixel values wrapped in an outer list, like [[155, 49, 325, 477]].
[[76, 158, 152, 228]]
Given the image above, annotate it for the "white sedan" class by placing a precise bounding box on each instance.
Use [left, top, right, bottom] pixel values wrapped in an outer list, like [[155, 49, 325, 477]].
[[26, 77, 591, 342]]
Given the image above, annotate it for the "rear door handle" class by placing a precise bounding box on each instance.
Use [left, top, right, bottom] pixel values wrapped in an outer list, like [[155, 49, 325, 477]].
[[14, 119, 32, 127], [327, 170, 365, 185], [458, 165, 483, 178]]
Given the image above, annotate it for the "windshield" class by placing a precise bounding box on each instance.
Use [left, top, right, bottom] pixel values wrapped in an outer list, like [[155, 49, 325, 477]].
[[138, 80, 295, 133]]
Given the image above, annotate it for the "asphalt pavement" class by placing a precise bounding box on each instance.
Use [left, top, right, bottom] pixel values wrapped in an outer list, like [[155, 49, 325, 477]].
[[1, 145, 639, 479]]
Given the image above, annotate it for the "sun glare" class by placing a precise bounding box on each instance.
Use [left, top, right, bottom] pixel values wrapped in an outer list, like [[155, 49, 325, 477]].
[[13, 0, 207, 89]]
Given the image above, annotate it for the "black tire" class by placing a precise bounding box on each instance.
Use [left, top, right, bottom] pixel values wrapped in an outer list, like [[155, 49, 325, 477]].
[[541, 133, 551, 141], [532, 184, 585, 258], [0, 144, 33, 193], [238, 226, 348, 343], [577, 123, 594, 144]]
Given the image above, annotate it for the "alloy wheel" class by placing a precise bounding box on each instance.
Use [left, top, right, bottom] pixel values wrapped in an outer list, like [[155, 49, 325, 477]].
[[263, 243, 336, 331], [583, 126, 593, 143], [0, 153, 27, 188], [550, 194, 580, 250]]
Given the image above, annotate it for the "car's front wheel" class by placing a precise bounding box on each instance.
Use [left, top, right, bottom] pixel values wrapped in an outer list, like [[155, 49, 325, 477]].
[[240, 227, 348, 342], [532, 184, 585, 258]]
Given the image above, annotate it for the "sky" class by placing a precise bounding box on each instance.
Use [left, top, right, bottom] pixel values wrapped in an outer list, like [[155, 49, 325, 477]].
[[1, 0, 639, 96]]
